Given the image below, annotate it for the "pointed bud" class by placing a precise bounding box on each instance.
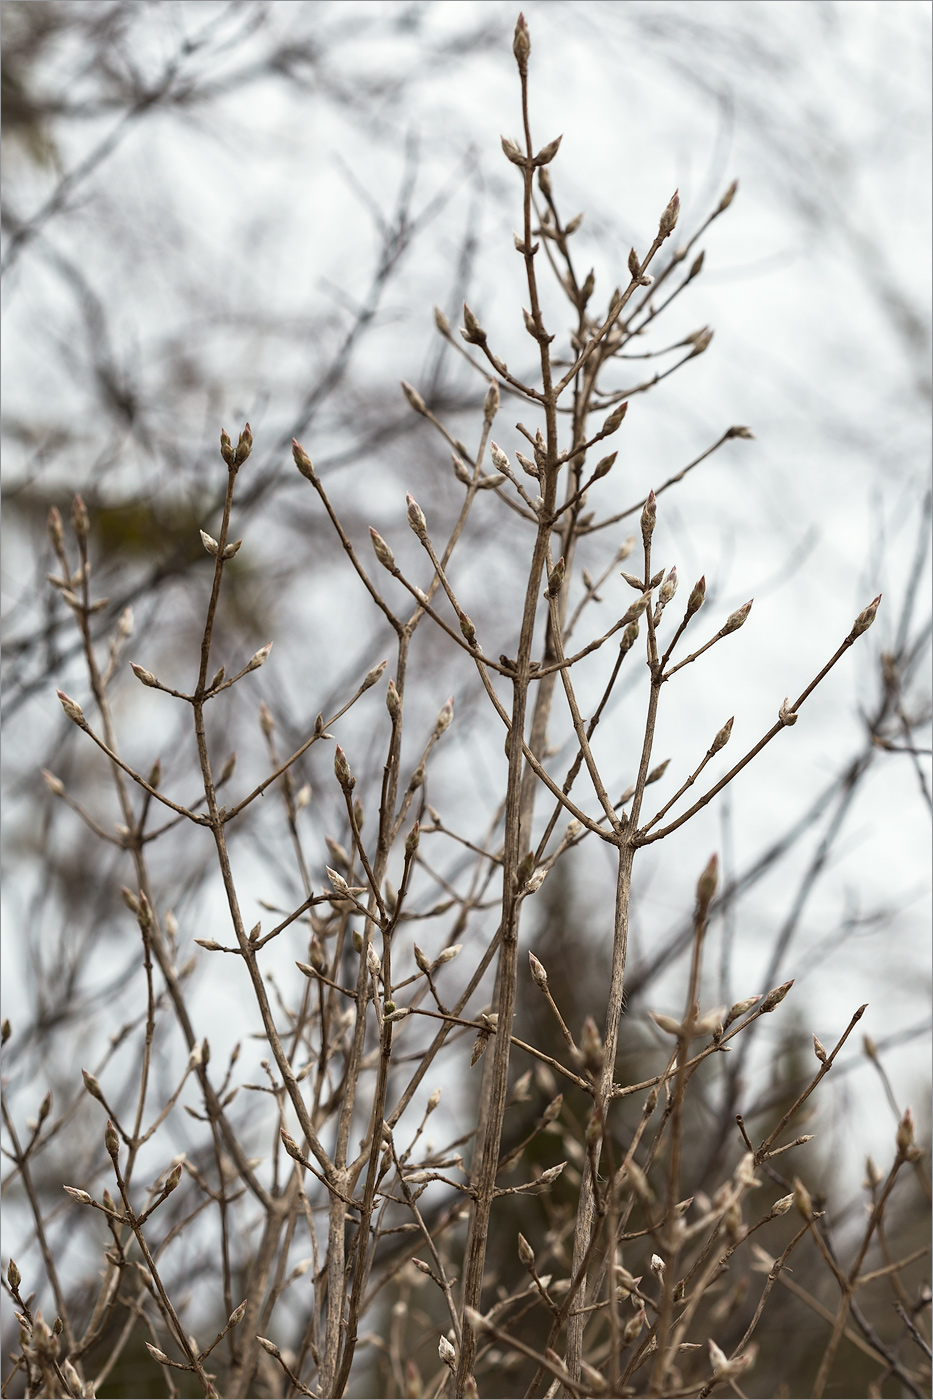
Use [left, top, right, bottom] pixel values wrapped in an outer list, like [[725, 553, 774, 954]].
[[501, 134, 525, 165], [200, 529, 220, 556], [528, 951, 548, 991], [246, 642, 272, 672], [401, 380, 427, 416], [628, 248, 641, 280], [640, 490, 657, 546], [725, 424, 754, 439], [710, 717, 734, 754], [220, 428, 236, 466], [292, 439, 315, 480], [483, 380, 500, 421], [458, 610, 476, 646], [592, 452, 616, 482], [534, 135, 562, 166], [619, 619, 639, 656], [602, 401, 628, 435], [434, 697, 454, 734], [812, 1034, 828, 1064], [646, 758, 669, 785], [104, 1120, 120, 1161], [851, 594, 881, 638], [718, 179, 738, 212], [82, 1069, 104, 1101], [696, 853, 719, 908], [722, 600, 752, 635], [512, 11, 530, 72], [362, 659, 387, 691], [369, 527, 395, 571], [760, 980, 794, 1013], [334, 745, 355, 793], [406, 494, 428, 539], [659, 189, 680, 236], [581, 1015, 604, 1074], [234, 423, 252, 466], [56, 690, 85, 725], [686, 575, 706, 618], [405, 822, 420, 854], [130, 662, 159, 688], [779, 697, 798, 727], [658, 566, 678, 604], [460, 303, 487, 346], [544, 556, 565, 599], [386, 677, 401, 719], [48, 505, 65, 551], [688, 250, 705, 278]]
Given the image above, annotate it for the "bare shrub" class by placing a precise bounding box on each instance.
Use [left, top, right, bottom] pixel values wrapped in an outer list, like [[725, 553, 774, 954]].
[[3, 11, 930, 1400]]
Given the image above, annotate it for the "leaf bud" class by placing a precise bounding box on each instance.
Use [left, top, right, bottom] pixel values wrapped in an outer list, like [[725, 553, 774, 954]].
[[658, 566, 678, 604], [483, 379, 500, 422], [688, 249, 705, 278], [405, 821, 420, 854], [851, 594, 882, 638], [434, 696, 454, 734], [401, 381, 427, 416], [710, 716, 734, 753], [812, 1034, 828, 1064], [246, 642, 272, 672], [333, 745, 355, 793], [56, 690, 85, 725], [292, 438, 315, 480], [458, 610, 476, 646], [602, 400, 628, 435], [659, 189, 680, 236], [640, 489, 657, 546], [760, 979, 794, 1013], [512, 11, 530, 73], [696, 852, 719, 908], [528, 951, 548, 991], [544, 556, 565, 599], [200, 529, 220, 557], [779, 697, 798, 726], [718, 179, 739, 212], [534, 134, 562, 166], [460, 303, 487, 346], [48, 505, 65, 552], [234, 422, 252, 466], [220, 428, 236, 466], [104, 1120, 120, 1161], [580, 1015, 604, 1074], [722, 599, 753, 635]]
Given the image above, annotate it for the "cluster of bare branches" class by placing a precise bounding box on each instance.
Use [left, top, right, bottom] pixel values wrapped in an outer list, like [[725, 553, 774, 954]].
[[2, 11, 930, 1400]]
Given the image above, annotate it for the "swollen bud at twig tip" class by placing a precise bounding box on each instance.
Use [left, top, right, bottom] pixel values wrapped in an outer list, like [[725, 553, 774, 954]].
[[405, 821, 420, 854], [246, 642, 272, 672], [130, 662, 159, 689], [362, 659, 387, 691], [658, 566, 678, 605], [220, 428, 235, 466], [434, 696, 454, 734], [291, 439, 315, 480], [258, 701, 274, 737], [689, 249, 705, 279], [725, 424, 754, 439], [718, 179, 739, 212], [222, 538, 242, 560], [483, 379, 500, 422], [686, 575, 706, 617], [42, 769, 65, 797], [200, 529, 220, 557], [696, 853, 719, 908], [792, 1176, 813, 1221], [646, 758, 669, 785], [460, 302, 487, 346], [56, 690, 85, 726], [528, 951, 548, 991], [760, 979, 794, 1013], [401, 381, 426, 415], [640, 489, 657, 545], [82, 1069, 103, 1101], [386, 677, 401, 720], [722, 599, 752, 635], [517, 1232, 535, 1269], [333, 745, 355, 793], [235, 422, 252, 467], [48, 505, 65, 551], [72, 494, 89, 541], [659, 189, 680, 236], [406, 493, 428, 540], [896, 1107, 917, 1158], [512, 11, 530, 72], [812, 1034, 828, 1064], [851, 594, 882, 638], [711, 716, 734, 753], [104, 1120, 120, 1162], [619, 619, 639, 656], [627, 247, 641, 280], [369, 527, 395, 571]]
